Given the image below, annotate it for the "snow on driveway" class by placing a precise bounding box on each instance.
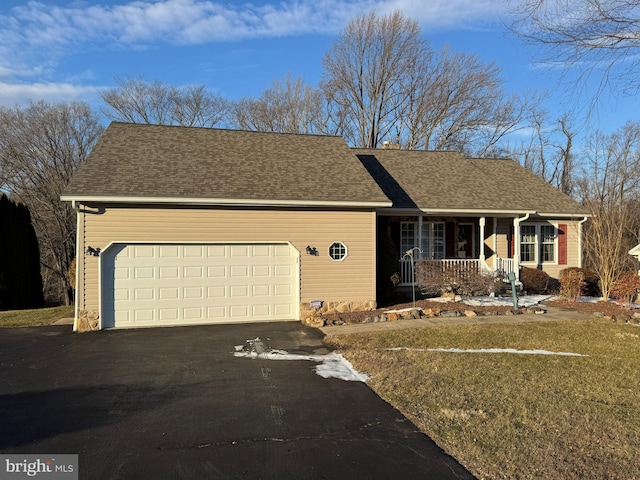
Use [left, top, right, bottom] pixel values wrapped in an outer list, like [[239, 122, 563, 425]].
[[234, 338, 369, 382]]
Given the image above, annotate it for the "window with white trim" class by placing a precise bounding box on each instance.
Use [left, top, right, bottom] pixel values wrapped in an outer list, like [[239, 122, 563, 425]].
[[520, 223, 557, 264], [328, 242, 347, 261], [421, 222, 445, 259], [400, 222, 416, 256], [400, 221, 445, 259], [540, 225, 556, 262], [520, 225, 536, 262]]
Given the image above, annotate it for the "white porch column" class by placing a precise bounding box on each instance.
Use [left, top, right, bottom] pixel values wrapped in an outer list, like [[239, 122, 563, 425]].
[[513, 214, 530, 282], [493, 217, 498, 266], [513, 217, 520, 282], [479, 217, 486, 264]]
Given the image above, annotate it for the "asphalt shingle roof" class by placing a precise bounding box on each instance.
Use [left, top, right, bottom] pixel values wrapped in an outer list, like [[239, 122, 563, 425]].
[[63, 122, 587, 216], [354, 149, 588, 215], [62, 122, 391, 207]]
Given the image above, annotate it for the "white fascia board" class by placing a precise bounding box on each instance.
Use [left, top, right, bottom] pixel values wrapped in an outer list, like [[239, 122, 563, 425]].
[[376, 208, 537, 217], [629, 244, 640, 256], [536, 212, 591, 218], [60, 195, 392, 209]]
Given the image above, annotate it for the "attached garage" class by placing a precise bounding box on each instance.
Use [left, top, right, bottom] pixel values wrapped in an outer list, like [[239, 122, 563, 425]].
[[62, 123, 391, 331], [101, 242, 299, 329]]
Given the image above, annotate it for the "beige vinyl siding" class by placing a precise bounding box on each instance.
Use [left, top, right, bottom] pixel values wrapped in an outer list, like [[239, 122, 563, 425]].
[[483, 218, 495, 267], [79, 206, 377, 315], [535, 220, 581, 279], [495, 218, 512, 261], [487, 218, 582, 279]]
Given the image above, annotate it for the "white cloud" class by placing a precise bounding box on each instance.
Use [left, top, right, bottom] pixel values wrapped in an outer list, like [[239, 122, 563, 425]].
[[3, 0, 504, 51], [0, 82, 103, 107], [0, 0, 504, 105]]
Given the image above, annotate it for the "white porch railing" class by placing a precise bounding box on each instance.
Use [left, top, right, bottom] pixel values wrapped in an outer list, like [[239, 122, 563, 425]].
[[495, 258, 515, 279], [398, 257, 516, 287]]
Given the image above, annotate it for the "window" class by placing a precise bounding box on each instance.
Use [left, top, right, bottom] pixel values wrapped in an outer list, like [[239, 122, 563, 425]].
[[520, 225, 536, 262], [400, 222, 416, 256], [328, 242, 347, 261], [540, 225, 556, 262], [400, 221, 445, 259], [421, 222, 445, 259], [520, 223, 557, 264]]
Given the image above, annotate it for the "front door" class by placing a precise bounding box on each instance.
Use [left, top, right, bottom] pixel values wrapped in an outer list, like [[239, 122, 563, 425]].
[[457, 224, 474, 258]]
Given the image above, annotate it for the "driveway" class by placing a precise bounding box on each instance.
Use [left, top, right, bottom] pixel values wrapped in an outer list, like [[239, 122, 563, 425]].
[[0, 323, 474, 479]]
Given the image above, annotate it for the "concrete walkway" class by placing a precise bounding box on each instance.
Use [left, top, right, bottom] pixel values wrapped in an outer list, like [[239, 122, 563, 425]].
[[321, 305, 595, 336]]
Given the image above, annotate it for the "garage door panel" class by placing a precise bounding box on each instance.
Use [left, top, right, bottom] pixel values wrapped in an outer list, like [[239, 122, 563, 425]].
[[274, 304, 293, 315], [103, 243, 298, 328], [159, 309, 179, 321], [134, 288, 154, 300]]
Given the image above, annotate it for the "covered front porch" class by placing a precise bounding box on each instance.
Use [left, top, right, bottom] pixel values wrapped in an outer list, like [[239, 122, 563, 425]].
[[378, 214, 522, 287]]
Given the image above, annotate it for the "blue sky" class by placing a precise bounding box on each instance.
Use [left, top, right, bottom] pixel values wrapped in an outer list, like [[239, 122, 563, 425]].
[[0, 0, 637, 135]]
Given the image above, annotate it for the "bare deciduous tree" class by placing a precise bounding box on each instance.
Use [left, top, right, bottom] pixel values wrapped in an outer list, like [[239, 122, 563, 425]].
[[0, 101, 104, 305], [323, 12, 539, 153], [510, 0, 640, 96], [101, 76, 229, 127], [231, 74, 325, 134], [510, 111, 576, 196], [577, 121, 640, 298], [401, 45, 541, 155], [322, 11, 426, 148]]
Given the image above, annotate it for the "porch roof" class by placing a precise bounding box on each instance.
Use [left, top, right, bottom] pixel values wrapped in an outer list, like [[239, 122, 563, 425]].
[[354, 149, 588, 216]]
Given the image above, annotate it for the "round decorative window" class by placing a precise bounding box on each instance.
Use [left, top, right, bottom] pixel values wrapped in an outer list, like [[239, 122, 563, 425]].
[[328, 242, 348, 261]]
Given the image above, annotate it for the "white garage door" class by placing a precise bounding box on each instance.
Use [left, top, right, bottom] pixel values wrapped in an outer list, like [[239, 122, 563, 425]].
[[101, 243, 299, 328]]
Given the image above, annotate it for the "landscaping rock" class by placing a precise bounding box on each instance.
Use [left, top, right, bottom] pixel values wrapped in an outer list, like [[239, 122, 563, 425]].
[[309, 316, 325, 328], [464, 310, 478, 317], [615, 314, 631, 323]]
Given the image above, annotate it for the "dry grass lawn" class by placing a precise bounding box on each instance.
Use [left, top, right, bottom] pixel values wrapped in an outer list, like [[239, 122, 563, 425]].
[[0, 305, 74, 327], [325, 320, 640, 480]]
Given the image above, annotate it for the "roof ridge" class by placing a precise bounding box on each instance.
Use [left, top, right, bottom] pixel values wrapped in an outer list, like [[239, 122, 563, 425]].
[[110, 121, 343, 139]]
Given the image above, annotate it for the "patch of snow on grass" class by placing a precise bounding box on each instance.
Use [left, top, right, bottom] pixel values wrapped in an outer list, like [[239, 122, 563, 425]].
[[464, 294, 555, 307], [386, 347, 587, 357]]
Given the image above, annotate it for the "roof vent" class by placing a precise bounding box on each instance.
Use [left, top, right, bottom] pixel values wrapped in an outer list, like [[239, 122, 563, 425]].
[[381, 141, 400, 150]]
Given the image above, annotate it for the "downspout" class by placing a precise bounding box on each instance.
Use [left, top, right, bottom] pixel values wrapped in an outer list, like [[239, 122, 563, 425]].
[[578, 216, 588, 268], [72, 200, 80, 332], [513, 212, 532, 283]]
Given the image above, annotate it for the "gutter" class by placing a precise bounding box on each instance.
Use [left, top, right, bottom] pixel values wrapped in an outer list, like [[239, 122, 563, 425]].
[[72, 200, 80, 332], [578, 216, 589, 268], [60, 195, 392, 209]]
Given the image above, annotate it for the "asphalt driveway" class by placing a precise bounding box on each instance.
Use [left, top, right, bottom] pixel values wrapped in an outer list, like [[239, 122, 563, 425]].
[[0, 323, 474, 479]]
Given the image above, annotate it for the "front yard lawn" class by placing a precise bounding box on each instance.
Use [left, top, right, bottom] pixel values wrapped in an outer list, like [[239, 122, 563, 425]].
[[0, 306, 74, 327], [325, 319, 640, 480]]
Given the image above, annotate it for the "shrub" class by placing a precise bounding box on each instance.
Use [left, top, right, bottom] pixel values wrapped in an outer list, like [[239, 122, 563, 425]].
[[559, 268, 585, 301], [560, 267, 600, 297], [416, 261, 499, 297], [520, 267, 550, 294], [610, 274, 640, 309]]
